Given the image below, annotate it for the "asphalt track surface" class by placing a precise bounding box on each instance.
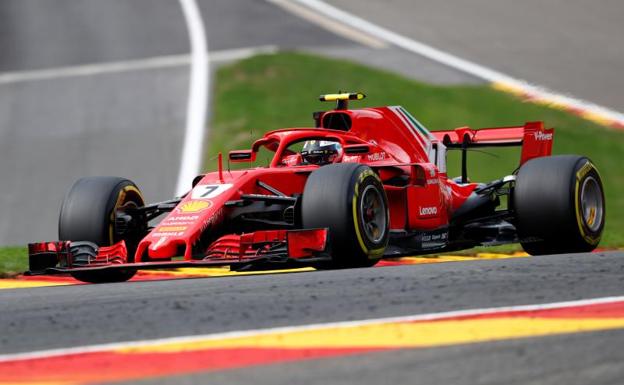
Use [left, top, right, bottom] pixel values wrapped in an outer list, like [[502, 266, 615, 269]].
[[2, 251, 624, 384], [2, 1, 624, 384], [327, 0, 624, 112]]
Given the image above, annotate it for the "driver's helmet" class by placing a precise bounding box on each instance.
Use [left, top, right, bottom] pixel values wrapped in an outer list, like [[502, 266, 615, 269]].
[[301, 140, 342, 165]]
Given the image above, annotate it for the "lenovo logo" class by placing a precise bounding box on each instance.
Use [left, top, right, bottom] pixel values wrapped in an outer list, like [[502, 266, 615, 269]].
[[419, 206, 438, 216]]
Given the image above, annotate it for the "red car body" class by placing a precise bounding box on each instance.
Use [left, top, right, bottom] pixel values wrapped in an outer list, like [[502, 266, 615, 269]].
[[27, 94, 556, 278]]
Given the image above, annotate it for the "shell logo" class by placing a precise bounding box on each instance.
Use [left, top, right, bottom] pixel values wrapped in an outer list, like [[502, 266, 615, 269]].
[[178, 200, 212, 213]]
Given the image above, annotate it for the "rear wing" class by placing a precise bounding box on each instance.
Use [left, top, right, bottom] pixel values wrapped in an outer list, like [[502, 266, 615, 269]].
[[431, 121, 554, 165], [431, 121, 553, 183]]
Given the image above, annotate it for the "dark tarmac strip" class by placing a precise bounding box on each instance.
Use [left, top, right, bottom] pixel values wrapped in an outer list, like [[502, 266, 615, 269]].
[[1, 251, 622, 355]]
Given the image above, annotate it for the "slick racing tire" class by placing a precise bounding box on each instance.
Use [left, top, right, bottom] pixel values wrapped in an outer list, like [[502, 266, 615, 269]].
[[302, 163, 389, 268], [513, 155, 605, 256], [59, 177, 145, 283]]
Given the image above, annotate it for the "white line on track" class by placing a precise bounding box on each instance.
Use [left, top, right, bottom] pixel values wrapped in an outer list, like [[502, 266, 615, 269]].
[[0, 55, 191, 84], [288, 0, 624, 127], [0, 46, 278, 85], [1, 295, 623, 363], [210, 45, 278, 63], [266, 0, 386, 49], [176, 0, 209, 196]]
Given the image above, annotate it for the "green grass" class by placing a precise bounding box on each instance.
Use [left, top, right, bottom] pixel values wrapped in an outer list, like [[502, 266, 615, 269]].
[[207, 51, 624, 248], [0, 247, 28, 277]]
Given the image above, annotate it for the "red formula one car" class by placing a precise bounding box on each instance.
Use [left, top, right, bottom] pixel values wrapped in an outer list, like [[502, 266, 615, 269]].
[[27, 93, 606, 283]]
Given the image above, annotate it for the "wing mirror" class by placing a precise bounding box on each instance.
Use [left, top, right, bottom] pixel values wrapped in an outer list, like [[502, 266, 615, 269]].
[[228, 150, 256, 162]]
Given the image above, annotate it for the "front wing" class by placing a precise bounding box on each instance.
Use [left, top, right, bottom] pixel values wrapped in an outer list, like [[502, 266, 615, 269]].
[[26, 228, 329, 276]]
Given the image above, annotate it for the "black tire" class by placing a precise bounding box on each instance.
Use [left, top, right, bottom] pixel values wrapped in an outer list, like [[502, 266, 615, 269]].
[[302, 163, 389, 268], [59, 177, 145, 283], [513, 155, 605, 255]]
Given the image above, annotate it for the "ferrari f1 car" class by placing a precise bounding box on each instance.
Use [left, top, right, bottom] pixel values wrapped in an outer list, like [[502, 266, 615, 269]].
[[27, 93, 606, 283]]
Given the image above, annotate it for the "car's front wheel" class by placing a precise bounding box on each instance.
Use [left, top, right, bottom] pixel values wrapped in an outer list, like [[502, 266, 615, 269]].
[[302, 163, 389, 268], [59, 176, 145, 283]]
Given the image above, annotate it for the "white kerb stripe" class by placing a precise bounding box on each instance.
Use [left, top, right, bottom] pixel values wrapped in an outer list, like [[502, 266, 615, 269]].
[[176, 0, 209, 196], [266, 0, 386, 49], [1, 295, 623, 363], [290, 0, 624, 126], [289, 0, 517, 82]]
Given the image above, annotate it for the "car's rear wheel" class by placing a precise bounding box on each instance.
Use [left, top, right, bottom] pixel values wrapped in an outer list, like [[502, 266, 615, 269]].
[[59, 177, 145, 283], [513, 155, 605, 255], [302, 163, 389, 268]]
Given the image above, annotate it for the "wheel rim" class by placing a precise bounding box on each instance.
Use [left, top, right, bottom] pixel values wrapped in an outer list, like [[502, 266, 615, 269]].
[[108, 185, 144, 244], [359, 185, 387, 244], [580, 176, 603, 232]]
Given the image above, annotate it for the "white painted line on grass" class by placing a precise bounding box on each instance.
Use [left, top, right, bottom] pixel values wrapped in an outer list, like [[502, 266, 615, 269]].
[[176, 0, 209, 196], [1, 295, 623, 363], [266, 0, 387, 49], [288, 0, 624, 128]]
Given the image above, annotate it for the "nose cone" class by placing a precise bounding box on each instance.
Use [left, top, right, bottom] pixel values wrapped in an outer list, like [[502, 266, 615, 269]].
[[148, 236, 178, 259]]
